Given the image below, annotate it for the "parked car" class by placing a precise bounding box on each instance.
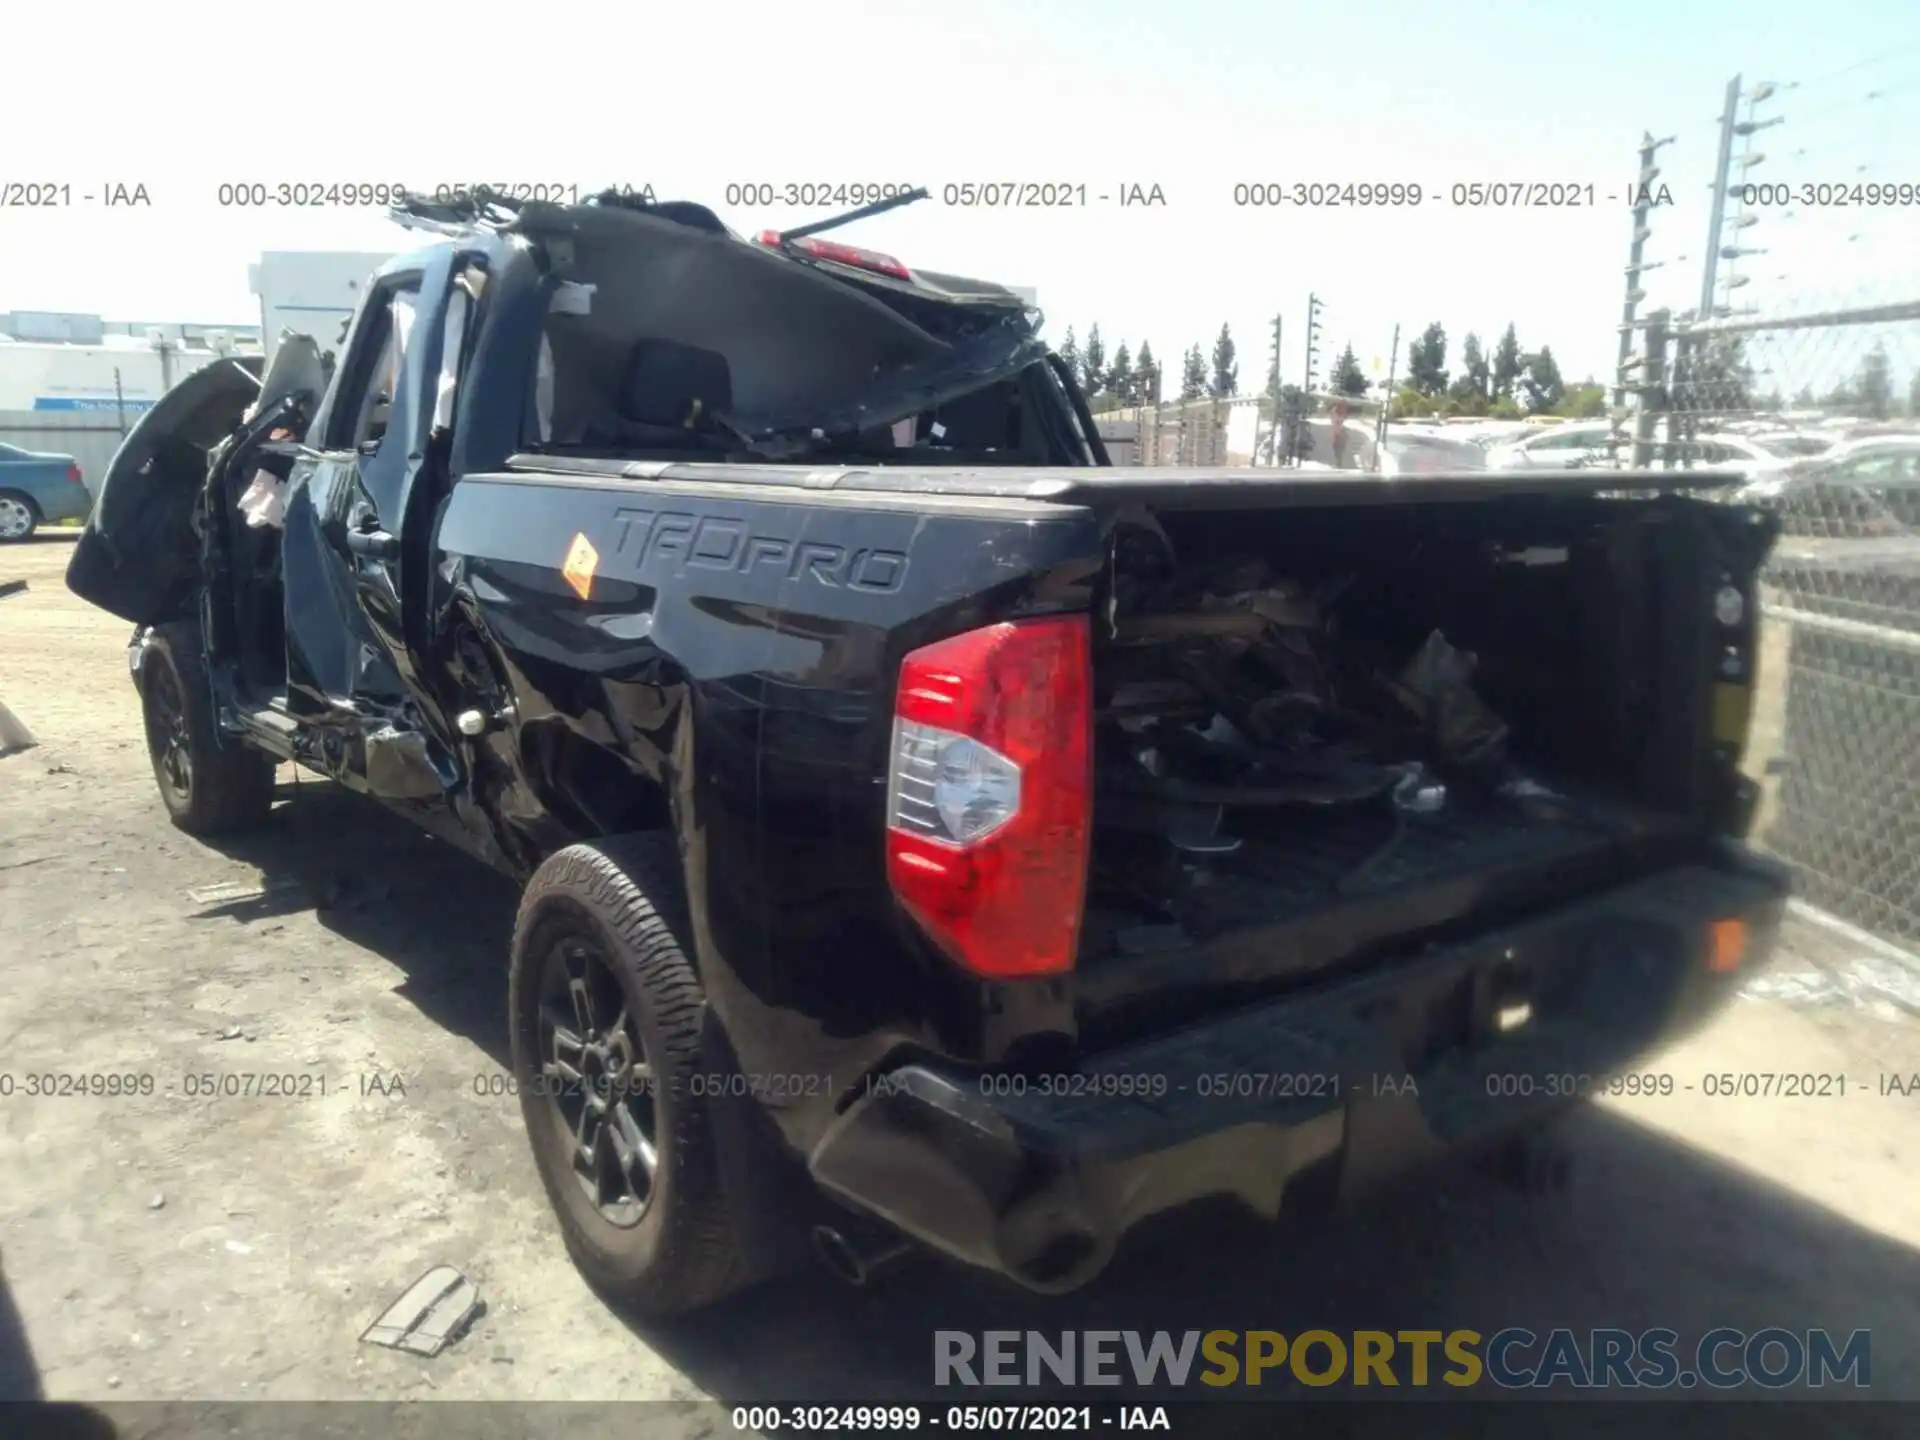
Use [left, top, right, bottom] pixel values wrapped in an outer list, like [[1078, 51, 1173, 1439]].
[[1449, 421, 1538, 449], [1715, 427, 1835, 461], [0, 442, 90, 541], [1748, 431, 1837, 460], [1483, 422, 1617, 470], [1668, 432, 1804, 476], [1377, 430, 1488, 475], [69, 188, 1788, 1316], [1739, 433, 1920, 537]]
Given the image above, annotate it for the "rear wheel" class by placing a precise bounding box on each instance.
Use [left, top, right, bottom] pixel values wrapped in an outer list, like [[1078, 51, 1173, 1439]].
[[509, 834, 759, 1315], [0, 491, 39, 543], [139, 622, 276, 834]]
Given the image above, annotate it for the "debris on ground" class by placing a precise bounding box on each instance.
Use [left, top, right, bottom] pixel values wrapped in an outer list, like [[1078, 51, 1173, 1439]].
[[1744, 956, 1920, 1017], [187, 876, 304, 908], [0, 700, 36, 755], [360, 1266, 484, 1358]]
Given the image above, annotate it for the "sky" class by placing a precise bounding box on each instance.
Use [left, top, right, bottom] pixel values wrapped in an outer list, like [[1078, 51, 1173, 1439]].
[[3, 0, 1916, 397]]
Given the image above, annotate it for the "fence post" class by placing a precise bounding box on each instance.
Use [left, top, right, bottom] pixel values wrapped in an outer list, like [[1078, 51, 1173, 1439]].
[[1665, 327, 1692, 467], [1634, 308, 1671, 469]]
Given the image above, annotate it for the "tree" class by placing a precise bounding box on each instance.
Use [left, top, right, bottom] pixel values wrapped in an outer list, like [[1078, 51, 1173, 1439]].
[[1520, 347, 1565, 412], [1057, 326, 1081, 388], [1108, 342, 1135, 406], [1792, 384, 1817, 408], [1331, 343, 1370, 398], [1676, 333, 1752, 417], [1407, 321, 1449, 397], [1908, 368, 1920, 420], [1553, 381, 1608, 419], [1209, 323, 1239, 397], [1491, 324, 1522, 401], [1135, 341, 1160, 406], [1449, 332, 1490, 405], [1082, 324, 1107, 400], [1858, 343, 1892, 420], [1180, 344, 1208, 401], [1388, 385, 1436, 420]]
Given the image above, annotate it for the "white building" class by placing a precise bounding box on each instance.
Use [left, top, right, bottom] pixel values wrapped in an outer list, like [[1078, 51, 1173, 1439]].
[[0, 313, 261, 489], [250, 251, 395, 365], [0, 335, 243, 417]]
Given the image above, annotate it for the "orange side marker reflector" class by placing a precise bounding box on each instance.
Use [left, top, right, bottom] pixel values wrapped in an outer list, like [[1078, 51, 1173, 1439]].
[[562, 532, 599, 601], [1707, 918, 1748, 973]]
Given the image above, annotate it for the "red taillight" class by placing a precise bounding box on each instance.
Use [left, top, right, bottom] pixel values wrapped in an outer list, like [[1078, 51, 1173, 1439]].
[[885, 616, 1092, 979], [754, 230, 913, 281], [65, 463, 84, 486]]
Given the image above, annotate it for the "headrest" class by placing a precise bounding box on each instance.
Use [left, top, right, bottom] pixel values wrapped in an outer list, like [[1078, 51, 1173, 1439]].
[[618, 339, 733, 430]]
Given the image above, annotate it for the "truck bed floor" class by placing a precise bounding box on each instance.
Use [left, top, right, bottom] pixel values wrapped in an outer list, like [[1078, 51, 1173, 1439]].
[[1182, 790, 1671, 939]]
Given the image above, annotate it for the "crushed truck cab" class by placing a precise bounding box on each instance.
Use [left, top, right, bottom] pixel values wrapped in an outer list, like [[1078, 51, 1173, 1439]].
[[68, 187, 1789, 1314]]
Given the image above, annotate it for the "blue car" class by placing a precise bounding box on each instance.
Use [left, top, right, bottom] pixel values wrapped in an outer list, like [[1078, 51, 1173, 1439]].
[[0, 443, 91, 541]]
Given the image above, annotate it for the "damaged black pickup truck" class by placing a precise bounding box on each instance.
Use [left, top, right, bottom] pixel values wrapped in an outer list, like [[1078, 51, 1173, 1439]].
[[70, 187, 1790, 1315]]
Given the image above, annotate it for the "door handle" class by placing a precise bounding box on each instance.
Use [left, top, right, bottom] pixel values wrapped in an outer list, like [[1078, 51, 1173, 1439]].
[[345, 528, 400, 561]]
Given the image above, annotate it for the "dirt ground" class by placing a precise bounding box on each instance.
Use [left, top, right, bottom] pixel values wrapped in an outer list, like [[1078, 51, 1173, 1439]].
[[3, 531, 1919, 1422]]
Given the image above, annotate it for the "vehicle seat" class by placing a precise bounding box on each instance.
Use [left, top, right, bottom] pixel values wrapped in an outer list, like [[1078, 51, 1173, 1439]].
[[574, 339, 734, 450], [619, 338, 733, 432]]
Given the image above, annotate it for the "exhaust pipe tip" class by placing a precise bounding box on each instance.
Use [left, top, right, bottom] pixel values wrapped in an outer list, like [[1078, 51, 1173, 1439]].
[[812, 1224, 911, 1287]]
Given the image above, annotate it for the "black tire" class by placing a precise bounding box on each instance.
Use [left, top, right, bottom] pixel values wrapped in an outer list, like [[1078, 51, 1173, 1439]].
[[509, 834, 758, 1315], [139, 621, 276, 834], [0, 490, 40, 544]]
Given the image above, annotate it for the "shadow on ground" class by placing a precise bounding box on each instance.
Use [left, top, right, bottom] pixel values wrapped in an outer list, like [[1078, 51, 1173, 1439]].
[[0, 1256, 42, 1403], [175, 779, 1920, 1419], [624, 1105, 1920, 1410], [195, 778, 516, 1070]]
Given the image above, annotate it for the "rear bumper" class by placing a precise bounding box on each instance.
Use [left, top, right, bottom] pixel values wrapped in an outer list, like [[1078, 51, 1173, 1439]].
[[808, 850, 1789, 1293], [26, 484, 92, 524]]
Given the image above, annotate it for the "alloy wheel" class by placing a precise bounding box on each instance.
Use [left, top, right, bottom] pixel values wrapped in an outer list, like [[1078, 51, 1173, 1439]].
[[146, 663, 193, 801], [0, 498, 33, 541], [537, 934, 659, 1226]]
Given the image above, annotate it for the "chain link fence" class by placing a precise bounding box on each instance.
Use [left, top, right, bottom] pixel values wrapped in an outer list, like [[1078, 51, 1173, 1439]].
[[1611, 70, 1920, 956], [1096, 394, 1381, 469], [1093, 396, 1253, 467], [1623, 304, 1920, 952]]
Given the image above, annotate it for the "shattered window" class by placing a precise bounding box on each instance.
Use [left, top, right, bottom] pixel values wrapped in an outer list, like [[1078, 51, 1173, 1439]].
[[381, 291, 418, 438], [347, 286, 421, 453], [433, 289, 469, 434]]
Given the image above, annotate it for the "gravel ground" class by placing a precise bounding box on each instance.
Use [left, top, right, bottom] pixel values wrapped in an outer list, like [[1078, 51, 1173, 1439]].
[[2, 532, 1917, 1430]]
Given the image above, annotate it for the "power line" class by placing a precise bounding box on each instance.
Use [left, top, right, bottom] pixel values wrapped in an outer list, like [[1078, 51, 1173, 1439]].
[[1782, 82, 1918, 128], [1774, 41, 1920, 92]]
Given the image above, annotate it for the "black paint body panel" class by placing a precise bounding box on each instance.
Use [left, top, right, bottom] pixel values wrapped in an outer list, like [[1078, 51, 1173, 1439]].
[[435, 469, 1107, 1161]]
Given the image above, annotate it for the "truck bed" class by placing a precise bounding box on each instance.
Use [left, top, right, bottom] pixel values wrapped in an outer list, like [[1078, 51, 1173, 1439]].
[[1078, 784, 1692, 1037], [1163, 786, 1678, 938]]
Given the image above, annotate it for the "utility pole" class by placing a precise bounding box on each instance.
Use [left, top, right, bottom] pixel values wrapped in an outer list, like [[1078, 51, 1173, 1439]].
[[1303, 293, 1323, 394], [1699, 76, 1743, 321], [1260, 311, 1283, 465], [1614, 132, 1674, 422], [1690, 76, 1784, 429], [1717, 83, 1779, 312], [1375, 323, 1401, 462]]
